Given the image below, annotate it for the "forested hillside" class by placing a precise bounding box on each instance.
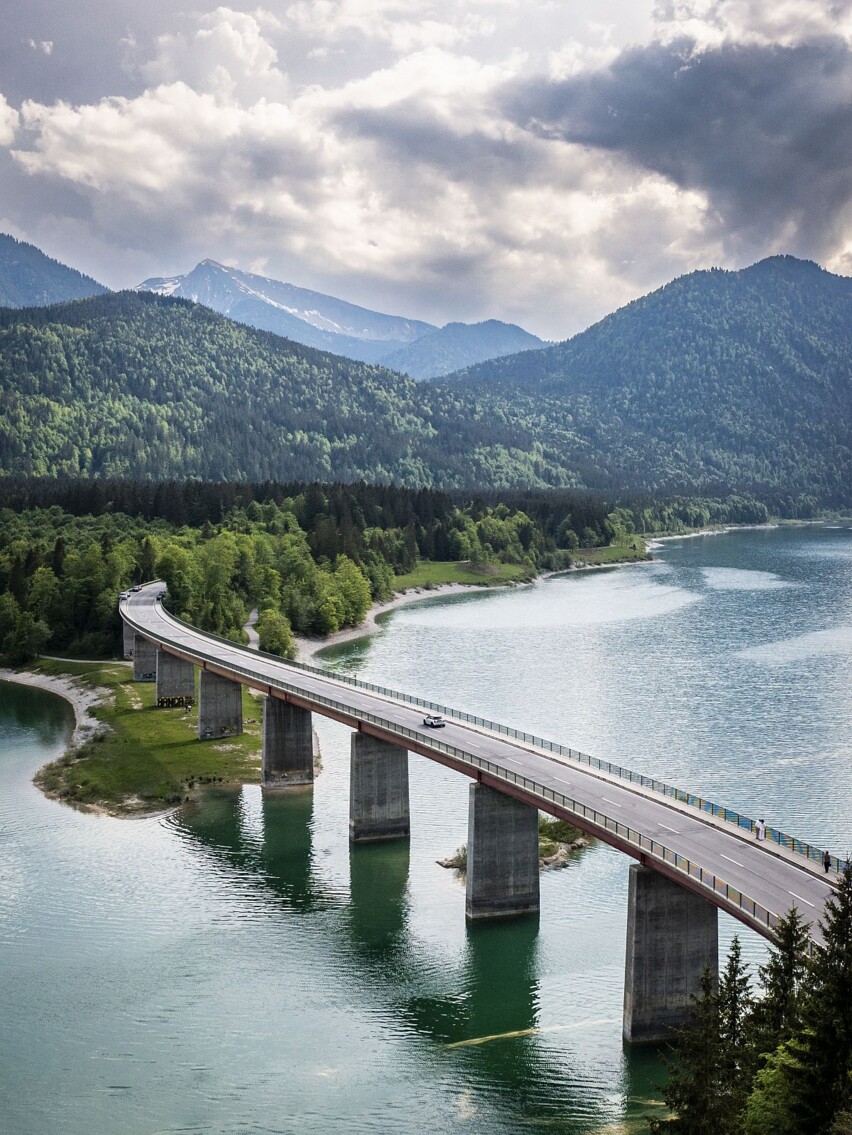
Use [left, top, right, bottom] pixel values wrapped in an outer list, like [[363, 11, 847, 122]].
[[0, 233, 109, 307], [449, 257, 852, 503], [381, 319, 544, 379], [0, 476, 777, 662], [1, 257, 851, 505], [0, 291, 563, 488]]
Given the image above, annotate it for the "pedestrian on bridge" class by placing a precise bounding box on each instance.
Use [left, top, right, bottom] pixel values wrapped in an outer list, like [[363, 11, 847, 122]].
[[823, 850, 832, 874], [756, 818, 766, 841]]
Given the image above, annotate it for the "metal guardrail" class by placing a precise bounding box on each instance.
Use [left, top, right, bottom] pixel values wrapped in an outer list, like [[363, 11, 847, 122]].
[[146, 606, 846, 876], [121, 599, 815, 935]]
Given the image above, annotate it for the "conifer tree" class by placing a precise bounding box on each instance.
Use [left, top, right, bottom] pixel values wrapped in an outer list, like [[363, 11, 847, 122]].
[[717, 936, 752, 1126], [781, 863, 852, 1133], [650, 967, 728, 1134], [745, 906, 811, 1070]]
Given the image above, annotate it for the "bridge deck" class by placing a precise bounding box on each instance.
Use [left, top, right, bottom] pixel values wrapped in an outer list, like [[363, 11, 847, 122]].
[[122, 585, 836, 942]]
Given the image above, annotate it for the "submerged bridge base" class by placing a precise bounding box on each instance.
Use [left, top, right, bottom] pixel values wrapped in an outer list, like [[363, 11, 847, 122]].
[[349, 732, 410, 842], [466, 783, 540, 920], [623, 863, 719, 1043]]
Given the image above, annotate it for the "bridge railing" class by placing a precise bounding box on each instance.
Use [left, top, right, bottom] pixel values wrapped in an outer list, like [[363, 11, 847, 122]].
[[126, 599, 848, 878]]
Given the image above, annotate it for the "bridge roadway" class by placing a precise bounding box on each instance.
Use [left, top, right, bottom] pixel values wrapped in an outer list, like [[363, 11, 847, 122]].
[[122, 584, 835, 944]]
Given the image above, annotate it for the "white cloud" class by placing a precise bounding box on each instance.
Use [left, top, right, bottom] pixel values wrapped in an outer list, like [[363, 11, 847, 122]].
[[27, 39, 54, 56], [140, 8, 288, 100], [2, 0, 849, 337], [0, 94, 19, 145], [284, 0, 504, 53], [652, 0, 852, 48]]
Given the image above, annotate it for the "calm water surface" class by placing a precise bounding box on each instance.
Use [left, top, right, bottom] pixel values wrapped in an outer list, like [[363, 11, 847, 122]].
[[1, 525, 851, 1134]]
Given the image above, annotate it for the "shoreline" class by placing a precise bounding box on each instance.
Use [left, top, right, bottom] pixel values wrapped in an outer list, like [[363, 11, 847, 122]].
[[294, 552, 652, 664], [0, 665, 111, 749], [645, 522, 779, 550], [294, 581, 484, 662]]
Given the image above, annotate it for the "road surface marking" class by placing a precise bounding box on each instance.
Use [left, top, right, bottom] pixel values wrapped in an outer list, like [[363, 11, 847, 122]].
[[659, 822, 680, 834], [788, 891, 815, 908], [721, 854, 744, 868], [601, 797, 623, 808]]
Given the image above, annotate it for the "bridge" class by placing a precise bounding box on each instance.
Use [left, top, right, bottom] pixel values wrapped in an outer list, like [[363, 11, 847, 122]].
[[121, 583, 840, 1043]]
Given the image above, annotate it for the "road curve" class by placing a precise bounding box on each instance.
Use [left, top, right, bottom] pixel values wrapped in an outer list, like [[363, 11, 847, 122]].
[[122, 584, 837, 943]]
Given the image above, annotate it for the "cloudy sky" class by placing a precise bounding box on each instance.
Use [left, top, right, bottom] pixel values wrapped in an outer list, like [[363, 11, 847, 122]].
[[1, 0, 850, 338]]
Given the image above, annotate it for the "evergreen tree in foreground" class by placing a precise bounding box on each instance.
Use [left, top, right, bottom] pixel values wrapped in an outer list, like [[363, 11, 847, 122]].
[[780, 862, 852, 1133], [650, 947, 752, 1135], [745, 906, 811, 1072]]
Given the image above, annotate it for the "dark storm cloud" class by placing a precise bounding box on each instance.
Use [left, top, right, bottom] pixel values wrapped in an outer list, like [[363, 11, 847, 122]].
[[333, 102, 547, 188], [505, 37, 852, 257]]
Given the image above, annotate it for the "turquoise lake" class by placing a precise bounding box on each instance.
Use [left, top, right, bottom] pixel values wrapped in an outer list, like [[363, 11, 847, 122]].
[[1, 524, 850, 1134]]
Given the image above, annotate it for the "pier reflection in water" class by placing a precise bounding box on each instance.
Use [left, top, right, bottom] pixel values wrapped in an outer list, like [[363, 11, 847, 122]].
[[170, 777, 650, 1133]]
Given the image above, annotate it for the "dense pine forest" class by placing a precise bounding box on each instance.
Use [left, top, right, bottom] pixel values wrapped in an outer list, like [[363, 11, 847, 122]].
[[0, 256, 850, 503], [0, 290, 558, 488], [0, 478, 778, 664], [450, 257, 852, 504]]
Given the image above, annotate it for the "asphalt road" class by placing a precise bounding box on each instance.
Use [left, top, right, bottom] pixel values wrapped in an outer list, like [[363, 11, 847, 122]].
[[122, 584, 836, 942]]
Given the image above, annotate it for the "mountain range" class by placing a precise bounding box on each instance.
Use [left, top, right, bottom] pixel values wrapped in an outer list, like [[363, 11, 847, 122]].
[[137, 259, 545, 376], [0, 240, 849, 504], [0, 236, 545, 379]]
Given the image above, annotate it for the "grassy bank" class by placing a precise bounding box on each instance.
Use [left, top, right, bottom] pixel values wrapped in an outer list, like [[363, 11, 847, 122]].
[[33, 659, 262, 814], [569, 535, 650, 567], [393, 560, 538, 589]]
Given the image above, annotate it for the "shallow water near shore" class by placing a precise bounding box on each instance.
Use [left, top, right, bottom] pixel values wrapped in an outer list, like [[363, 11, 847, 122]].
[[1, 524, 851, 1133]]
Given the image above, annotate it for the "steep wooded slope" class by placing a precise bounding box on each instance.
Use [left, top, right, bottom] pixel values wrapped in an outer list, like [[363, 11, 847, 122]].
[[447, 257, 852, 501], [0, 233, 109, 308], [0, 291, 564, 487], [1, 257, 850, 503]]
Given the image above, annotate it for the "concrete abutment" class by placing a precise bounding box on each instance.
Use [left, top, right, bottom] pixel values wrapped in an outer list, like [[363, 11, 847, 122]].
[[623, 863, 719, 1043]]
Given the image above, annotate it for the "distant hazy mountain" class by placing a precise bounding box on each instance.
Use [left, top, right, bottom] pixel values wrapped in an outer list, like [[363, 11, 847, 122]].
[[136, 259, 544, 374], [382, 320, 544, 380], [0, 233, 109, 308], [137, 259, 436, 364]]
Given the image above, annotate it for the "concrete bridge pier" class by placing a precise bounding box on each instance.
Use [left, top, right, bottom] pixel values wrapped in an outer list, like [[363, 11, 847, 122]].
[[156, 650, 195, 704], [349, 732, 410, 842], [262, 698, 313, 786], [132, 634, 158, 681], [623, 864, 719, 1043], [198, 670, 243, 739], [465, 783, 540, 920], [122, 619, 135, 658]]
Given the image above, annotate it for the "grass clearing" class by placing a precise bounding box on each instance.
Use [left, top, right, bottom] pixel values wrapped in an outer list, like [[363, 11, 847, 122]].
[[394, 560, 536, 590], [33, 660, 262, 814], [570, 536, 650, 567]]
